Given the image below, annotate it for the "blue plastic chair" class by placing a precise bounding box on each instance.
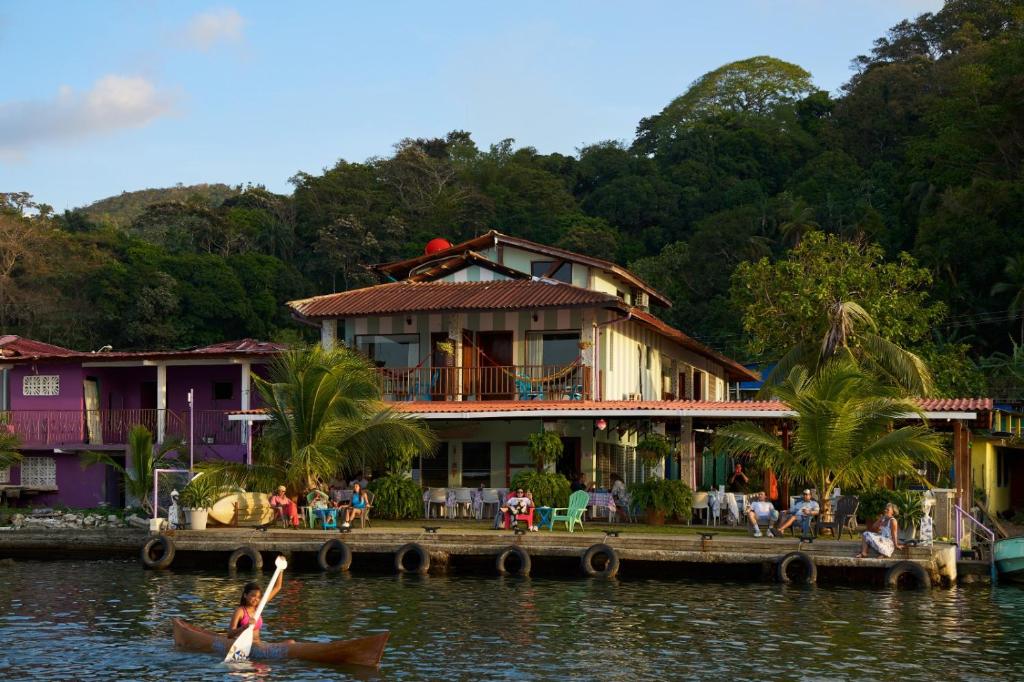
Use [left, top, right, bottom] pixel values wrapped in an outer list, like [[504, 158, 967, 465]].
[[516, 378, 543, 400]]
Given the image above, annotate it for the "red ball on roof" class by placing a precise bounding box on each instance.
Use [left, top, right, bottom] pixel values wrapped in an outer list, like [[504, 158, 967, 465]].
[[424, 238, 452, 255]]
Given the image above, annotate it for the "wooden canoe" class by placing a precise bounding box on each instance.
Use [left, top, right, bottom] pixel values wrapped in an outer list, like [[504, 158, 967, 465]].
[[207, 492, 275, 527], [171, 618, 389, 667]]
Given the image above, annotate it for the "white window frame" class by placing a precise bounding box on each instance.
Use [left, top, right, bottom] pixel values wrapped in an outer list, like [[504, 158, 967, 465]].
[[20, 456, 56, 488], [0, 466, 9, 484], [23, 375, 60, 396]]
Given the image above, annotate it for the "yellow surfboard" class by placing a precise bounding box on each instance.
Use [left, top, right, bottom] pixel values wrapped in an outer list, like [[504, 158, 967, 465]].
[[208, 492, 275, 527]]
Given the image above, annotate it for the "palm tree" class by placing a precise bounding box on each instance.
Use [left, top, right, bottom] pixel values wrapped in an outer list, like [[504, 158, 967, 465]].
[[763, 300, 934, 397], [198, 346, 436, 497], [991, 254, 1024, 344], [778, 196, 819, 247], [80, 425, 185, 515], [715, 359, 946, 521], [0, 428, 22, 470]]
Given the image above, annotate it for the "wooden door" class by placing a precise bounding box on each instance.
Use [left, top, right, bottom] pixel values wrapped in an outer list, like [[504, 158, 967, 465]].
[[477, 331, 513, 400]]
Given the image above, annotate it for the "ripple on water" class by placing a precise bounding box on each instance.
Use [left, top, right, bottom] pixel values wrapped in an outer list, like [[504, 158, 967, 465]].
[[0, 562, 1022, 680]]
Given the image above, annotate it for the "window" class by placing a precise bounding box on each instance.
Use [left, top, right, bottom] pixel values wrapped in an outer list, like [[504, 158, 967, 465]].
[[0, 466, 8, 484], [526, 331, 580, 366], [461, 442, 491, 488], [23, 375, 59, 396], [531, 261, 572, 283], [20, 457, 56, 488], [419, 442, 449, 488], [507, 443, 533, 486], [355, 334, 420, 368], [213, 382, 234, 401]]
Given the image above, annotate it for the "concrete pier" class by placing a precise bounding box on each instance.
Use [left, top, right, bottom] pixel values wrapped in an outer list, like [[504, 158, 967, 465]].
[[0, 527, 960, 587]]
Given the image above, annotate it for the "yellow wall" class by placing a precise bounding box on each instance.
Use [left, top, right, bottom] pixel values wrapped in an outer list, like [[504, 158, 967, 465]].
[[972, 439, 1012, 513]]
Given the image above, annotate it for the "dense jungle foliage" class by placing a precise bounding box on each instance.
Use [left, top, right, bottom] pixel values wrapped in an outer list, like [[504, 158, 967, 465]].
[[3, 1, 1024, 399]]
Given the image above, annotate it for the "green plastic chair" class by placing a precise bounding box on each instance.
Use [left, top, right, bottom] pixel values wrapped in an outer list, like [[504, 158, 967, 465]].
[[549, 490, 590, 532]]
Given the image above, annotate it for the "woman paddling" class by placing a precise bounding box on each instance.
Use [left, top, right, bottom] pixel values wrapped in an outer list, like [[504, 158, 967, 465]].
[[228, 572, 284, 645]]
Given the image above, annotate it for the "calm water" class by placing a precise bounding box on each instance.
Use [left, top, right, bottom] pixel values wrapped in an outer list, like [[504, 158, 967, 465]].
[[0, 559, 1021, 681]]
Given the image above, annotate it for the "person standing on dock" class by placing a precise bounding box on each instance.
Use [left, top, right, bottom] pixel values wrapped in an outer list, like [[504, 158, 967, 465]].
[[728, 463, 749, 493]]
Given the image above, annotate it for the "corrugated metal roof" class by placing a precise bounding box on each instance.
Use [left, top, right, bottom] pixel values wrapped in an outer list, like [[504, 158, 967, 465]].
[[0, 338, 286, 363], [0, 335, 75, 358], [288, 279, 622, 318]]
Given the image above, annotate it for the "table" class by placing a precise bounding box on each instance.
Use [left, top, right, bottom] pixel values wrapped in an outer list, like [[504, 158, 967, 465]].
[[588, 492, 616, 521], [536, 506, 553, 529]]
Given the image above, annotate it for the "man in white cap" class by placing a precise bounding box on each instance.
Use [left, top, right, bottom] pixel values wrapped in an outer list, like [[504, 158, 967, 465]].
[[776, 489, 819, 536]]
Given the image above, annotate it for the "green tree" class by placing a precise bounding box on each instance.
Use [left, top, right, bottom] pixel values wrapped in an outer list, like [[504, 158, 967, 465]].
[[731, 231, 942, 393], [713, 360, 947, 519], [197, 346, 436, 497], [80, 425, 184, 514], [0, 429, 22, 471], [991, 254, 1024, 343]]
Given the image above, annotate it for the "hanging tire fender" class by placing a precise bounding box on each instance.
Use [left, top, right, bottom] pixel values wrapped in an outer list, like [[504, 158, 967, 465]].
[[395, 542, 430, 574], [884, 561, 931, 589], [581, 543, 620, 578], [227, 546, 263, 572], [495, 545, 531, 576], [776, 551, 816, 584], [317, 539, 352, 573], [141, 535, 176, 570]]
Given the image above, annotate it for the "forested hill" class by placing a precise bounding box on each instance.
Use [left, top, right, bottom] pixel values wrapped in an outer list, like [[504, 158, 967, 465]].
[[79, 184, 241, 228], [2, 0, 1023, 398]]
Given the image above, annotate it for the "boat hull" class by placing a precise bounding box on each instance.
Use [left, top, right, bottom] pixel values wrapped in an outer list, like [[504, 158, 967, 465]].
[[171, 618, 388, 667], [994, 537, 1024, 580]]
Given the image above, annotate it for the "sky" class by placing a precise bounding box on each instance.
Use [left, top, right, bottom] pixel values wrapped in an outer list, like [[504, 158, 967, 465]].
[[0, 0, 944, 211]]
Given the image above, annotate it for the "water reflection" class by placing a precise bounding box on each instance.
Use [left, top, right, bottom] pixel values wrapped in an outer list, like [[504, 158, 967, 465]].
[[0, 560, 1020, 680]]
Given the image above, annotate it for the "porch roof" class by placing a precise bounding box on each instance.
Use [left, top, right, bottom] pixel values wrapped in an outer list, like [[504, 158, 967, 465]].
[[229, 397, 989, 422], [0, 338, 286, 364], [287, 279, 623, 319]]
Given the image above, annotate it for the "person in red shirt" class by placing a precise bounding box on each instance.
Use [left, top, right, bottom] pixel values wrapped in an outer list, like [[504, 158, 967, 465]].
[[269, 485, 299, 528]]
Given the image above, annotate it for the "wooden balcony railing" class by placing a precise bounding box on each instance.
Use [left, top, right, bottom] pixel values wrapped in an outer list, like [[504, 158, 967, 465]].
[[376, 364, 592, 402], [0, 409, 187, 446]]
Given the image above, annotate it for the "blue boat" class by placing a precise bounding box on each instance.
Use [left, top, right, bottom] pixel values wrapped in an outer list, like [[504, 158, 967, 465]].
[[994, 537, 1024, 580]]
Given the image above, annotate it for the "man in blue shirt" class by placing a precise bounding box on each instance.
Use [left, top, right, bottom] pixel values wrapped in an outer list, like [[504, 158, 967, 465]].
[[776, 489, 819, 536]]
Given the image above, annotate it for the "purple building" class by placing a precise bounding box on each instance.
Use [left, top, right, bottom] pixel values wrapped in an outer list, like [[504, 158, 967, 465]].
[[0, 336, 283, 508]]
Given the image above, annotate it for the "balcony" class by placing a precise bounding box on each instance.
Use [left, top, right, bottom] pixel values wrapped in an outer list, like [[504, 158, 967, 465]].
[[376, 363, 592, 402], [0, 409, 246, 447]]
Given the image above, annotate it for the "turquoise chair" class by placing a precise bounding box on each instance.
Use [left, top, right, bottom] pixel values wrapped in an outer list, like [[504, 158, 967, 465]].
[[549, 490, 590, 532]]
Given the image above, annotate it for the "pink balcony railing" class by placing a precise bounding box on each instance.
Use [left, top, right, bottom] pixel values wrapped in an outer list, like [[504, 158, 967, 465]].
[[0, 409, 187, 446], [376, 364, 592, 402]]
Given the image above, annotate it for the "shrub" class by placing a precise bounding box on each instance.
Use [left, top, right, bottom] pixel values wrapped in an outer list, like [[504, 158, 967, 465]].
[[367, 475, 423, 520], [509, 471, 570, 508], [628, 478, 693, 518], [527, 431, 564, 468]]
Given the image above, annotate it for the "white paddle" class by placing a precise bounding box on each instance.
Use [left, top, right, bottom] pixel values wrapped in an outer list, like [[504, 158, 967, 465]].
[[224, 554, 288, 662]]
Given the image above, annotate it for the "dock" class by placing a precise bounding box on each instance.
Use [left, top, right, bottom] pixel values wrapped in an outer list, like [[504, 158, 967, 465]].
[[0, 526, 960, 588]]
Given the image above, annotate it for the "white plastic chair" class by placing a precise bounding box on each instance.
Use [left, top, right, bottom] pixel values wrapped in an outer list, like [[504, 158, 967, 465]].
[[691, 491, 709, 525], [479, 488, 500, 520], [453, 488, 473, 519], [427, 487, 448, 519]]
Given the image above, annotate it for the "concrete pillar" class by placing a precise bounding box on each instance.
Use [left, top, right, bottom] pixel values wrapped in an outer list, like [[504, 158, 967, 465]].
[[240, 361, 251, 445], [679, 417, 694, 488], [156, 363, 167, 443], [320, 319, 337, 350]]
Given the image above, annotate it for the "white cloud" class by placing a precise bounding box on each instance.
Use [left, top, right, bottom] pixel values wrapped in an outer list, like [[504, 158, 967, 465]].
[[0, 75, 175, 154], [183, 8, 244, 51]]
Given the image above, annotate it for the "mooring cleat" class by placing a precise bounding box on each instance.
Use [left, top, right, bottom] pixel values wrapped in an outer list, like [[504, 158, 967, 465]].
[[698, 532, 715, 541], [422, 526, 439, 534]]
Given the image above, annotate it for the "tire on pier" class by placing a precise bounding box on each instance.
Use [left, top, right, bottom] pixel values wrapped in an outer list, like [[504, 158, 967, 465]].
[[141, 535, 176, 570], [884, 561, 931, 590], [775, 551, 816, 584], [227, 546, 263, 572], [395, 542, 430, 574], [495, 545, 531, 576], [581, 543, 620, 579], [317, 539, 352, 573]]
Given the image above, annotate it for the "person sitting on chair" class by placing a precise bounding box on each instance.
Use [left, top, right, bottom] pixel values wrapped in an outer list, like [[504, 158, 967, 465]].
[[269, 486, 299, 528], [777, 489, 819, 536], [570, 473, 588, 493], [342, 483, 369, 528], [502, 488, 537, 531], [745, 491, 779, 538]]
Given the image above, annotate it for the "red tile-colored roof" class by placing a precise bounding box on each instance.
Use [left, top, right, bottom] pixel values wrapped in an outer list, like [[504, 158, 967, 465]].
[[917, 398, 993, 411], [0, 335, 75, 358], [369, 230, 672, 307], [288, 279, 622, 319]]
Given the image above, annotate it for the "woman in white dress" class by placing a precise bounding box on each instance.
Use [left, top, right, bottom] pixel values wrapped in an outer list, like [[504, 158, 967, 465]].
[[855, 502, 904, 558]]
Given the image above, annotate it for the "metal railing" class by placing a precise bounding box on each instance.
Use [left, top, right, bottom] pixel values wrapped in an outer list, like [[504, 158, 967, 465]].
[[954, 503, 998, 584], [376, 364, 592, 402]]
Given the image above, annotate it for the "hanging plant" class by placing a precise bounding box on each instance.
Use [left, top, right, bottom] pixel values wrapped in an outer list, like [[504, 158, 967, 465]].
[[577, 339, 593, 351], [527, 431, 564, 469], [636, 434, 672, 465], [436, 340, 455, 356]]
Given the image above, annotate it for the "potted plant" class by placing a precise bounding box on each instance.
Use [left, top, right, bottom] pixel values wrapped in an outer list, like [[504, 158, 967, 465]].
[[527, 431, 563, 470], [179, 474, 220, 530], [435, 340, 455, 366], [636, 434, 671, 466], [628, 478, 693, 525], [887, 489, 925, 541]]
